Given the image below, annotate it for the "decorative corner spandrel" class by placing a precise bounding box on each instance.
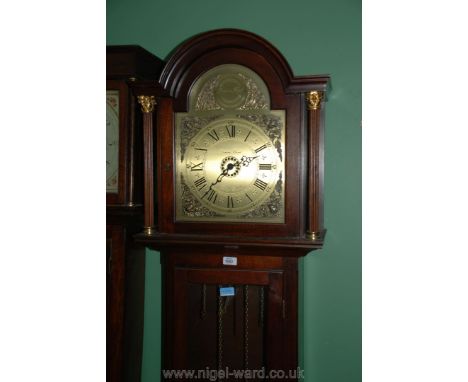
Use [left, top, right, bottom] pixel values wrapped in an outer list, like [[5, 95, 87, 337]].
[[306, 91, 323, 111], [137, 95, 156, 113]]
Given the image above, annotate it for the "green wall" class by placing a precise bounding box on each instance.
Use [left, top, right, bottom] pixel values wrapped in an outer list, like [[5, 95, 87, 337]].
[[107, 1, 361, 381]]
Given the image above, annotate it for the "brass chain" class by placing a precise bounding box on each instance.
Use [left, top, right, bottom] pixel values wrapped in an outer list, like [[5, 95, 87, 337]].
[[244, 285, 249, 370], [218, 288, 233, 372]]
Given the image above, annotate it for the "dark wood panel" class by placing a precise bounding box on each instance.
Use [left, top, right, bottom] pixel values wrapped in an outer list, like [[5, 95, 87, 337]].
[[122, 237, 146, 382], [167, 252, 285, 269], [107, 226, 126, 382], [107, 222, 146, 382], [136, 232, 325, 254], [186, 269, 272, 285], [173, 268, 189, 370]]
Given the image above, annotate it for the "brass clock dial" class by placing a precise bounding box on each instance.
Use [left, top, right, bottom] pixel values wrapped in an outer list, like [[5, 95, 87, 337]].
[[182, 117, 281, 215], [176, 113, 285, 223]]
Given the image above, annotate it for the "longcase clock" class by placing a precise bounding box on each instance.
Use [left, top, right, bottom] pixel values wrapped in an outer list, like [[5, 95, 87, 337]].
[[134, 29, 330, 380], [106, 45, 164, 382]]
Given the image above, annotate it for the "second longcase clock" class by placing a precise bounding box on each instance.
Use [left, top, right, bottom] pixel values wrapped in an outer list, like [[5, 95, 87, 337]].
[[106, 45, 164, 382], [134, 29, 330, 379]]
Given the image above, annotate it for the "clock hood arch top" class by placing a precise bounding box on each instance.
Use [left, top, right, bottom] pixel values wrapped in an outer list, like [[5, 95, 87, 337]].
[[159, 29, 330, 110]]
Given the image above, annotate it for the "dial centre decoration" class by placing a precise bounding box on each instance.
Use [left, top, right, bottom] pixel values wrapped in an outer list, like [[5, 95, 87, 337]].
[[220, 156, 241, 177]]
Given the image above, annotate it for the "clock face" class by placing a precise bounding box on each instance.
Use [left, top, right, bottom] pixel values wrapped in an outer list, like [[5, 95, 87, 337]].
[[175, 64, 285, 223], [106, 90, 119, 193], [181, 117, 283, 218]]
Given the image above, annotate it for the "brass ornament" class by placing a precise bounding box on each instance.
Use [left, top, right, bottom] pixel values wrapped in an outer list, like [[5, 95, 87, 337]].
[[137, 95, 156, 113], [178, 115, 220, 162], [306, 91, 323, 111], [143, 226, 156, 235], [306, 230, 321, 240]]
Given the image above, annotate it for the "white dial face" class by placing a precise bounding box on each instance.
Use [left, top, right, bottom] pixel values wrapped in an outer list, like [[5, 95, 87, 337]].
[[175, 114, 285, 223], [106, 91, 119, 193]]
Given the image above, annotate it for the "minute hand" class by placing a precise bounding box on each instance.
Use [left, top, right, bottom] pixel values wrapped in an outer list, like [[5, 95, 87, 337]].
[[240, 155, 258, 167]]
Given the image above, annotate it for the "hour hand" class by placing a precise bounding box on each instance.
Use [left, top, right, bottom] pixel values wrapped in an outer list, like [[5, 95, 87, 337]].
[[201, 168, 229, 199], [213, 168, 229, 184], [240, 155, 258, 167]]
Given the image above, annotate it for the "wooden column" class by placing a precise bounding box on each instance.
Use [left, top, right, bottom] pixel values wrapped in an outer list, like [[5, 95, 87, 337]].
[[306, 90, 324, 241], [137, 95, 157, 235]]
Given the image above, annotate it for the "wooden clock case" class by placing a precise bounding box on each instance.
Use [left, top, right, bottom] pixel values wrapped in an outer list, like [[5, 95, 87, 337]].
[[106, 45, 164, 382], [133, 29, 330, 379]]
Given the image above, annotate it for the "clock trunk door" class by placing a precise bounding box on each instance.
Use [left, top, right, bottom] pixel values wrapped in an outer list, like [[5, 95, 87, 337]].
[[169, 268, 285, 380]]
